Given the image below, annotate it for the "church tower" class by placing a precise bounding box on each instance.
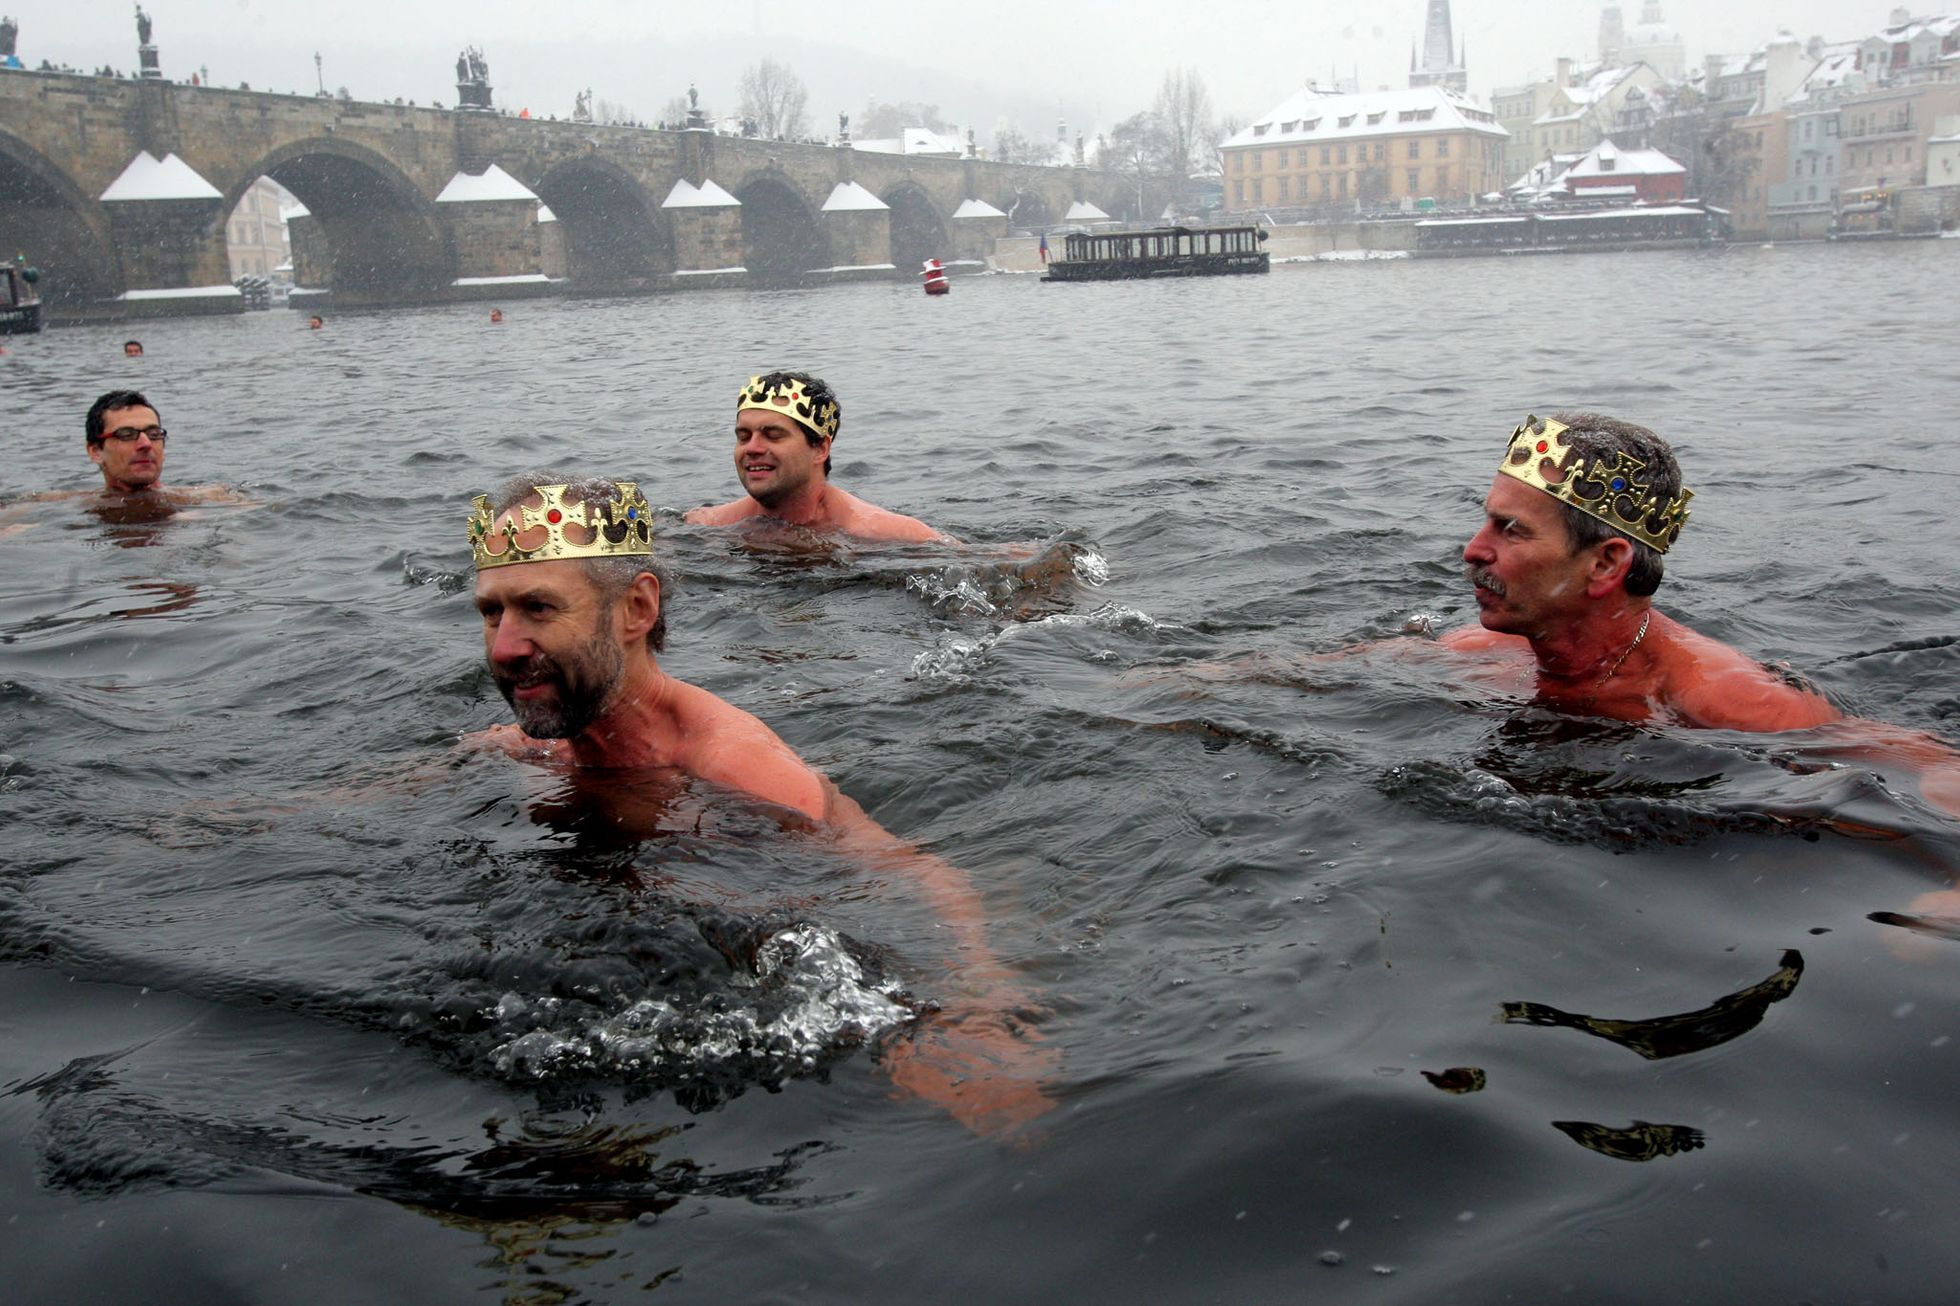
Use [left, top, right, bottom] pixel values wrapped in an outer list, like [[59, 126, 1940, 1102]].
[[1600, 3, 1627, 66], [1409, 0, 1468, 94]]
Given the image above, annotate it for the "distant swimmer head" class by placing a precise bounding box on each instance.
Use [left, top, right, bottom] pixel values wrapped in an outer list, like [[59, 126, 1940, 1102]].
[[308, 315, 324, 329], [123, 339, 143, 356], [489, 308, 504, 323], [736, 370, 839, 479]]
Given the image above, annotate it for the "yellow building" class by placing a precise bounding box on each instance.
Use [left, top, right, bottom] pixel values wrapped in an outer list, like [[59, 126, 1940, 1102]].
[[1220, 85, 1508, 211]]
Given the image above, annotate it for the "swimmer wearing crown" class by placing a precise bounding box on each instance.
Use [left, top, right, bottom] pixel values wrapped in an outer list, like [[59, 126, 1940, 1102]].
[[685, 371, 953, 542], [468, 473, 1049, 1133]]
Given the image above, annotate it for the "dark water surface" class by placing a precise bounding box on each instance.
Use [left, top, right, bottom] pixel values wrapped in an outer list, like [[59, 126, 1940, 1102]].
[[3, 244, 1959, 1302]]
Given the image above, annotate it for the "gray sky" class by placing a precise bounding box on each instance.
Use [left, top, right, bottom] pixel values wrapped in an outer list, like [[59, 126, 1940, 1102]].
[[9, 1, 1914, 138]]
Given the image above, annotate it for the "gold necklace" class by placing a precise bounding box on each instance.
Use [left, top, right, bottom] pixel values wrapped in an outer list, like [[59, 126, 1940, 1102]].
[[1579, 610, 1651, 713]]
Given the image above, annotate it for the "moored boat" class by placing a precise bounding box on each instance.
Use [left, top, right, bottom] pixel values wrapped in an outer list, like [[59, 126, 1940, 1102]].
[[1, 254, 43, 334], [1042, 225, 1269, 282]]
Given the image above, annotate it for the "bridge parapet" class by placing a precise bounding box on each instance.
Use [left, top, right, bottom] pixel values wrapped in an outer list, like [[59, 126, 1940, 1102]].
[[0, 69, 1133, 314]]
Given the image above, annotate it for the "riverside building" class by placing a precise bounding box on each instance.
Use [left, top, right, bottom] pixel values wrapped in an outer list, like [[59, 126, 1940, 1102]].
[[1220, 85, 1507, 212]]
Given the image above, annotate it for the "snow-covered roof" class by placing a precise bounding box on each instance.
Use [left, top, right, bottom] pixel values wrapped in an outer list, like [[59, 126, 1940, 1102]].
[[100, 151, 223, 202], [1537, 204, 1705, 220], [821, 181, 889, 212], [660, 179, 740, 208], [1565, 141, 1685, 179], [854, 127, 965, 157], [436, 164, 539, 203], [1064, 200, 1110, 221], [536, 204, 557, 223], [951, 198, 1007, 219], [1228, 84, 1505, 149], [279, 199, 311, 221]]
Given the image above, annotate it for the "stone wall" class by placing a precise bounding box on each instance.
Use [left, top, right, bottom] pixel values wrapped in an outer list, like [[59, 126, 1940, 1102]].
[[1896, 183, 1960, 233]]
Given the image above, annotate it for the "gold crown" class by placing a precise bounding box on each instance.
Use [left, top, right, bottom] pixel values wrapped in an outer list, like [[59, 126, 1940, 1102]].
[[1498, 416, 1693, 554], [737, 374, 840, 441], [467, 482, 653, 570]]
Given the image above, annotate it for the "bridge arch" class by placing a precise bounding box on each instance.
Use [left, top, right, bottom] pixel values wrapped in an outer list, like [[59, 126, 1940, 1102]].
[[0, 131, 122, 305], [225, 138, 451, 303], [881, 182, 948, 271], [733, 171, 828, 287], [533, 156, 671, 291]]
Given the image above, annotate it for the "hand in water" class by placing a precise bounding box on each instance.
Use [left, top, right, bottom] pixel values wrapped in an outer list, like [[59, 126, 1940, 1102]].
[[884, 997, 1058, 1140]]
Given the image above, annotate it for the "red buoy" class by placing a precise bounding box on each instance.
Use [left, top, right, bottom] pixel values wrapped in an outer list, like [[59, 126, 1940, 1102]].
[[921, 258, 950, 296]]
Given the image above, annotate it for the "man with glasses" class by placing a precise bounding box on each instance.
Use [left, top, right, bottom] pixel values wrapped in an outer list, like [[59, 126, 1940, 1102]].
[[86, 389, 171, 493]]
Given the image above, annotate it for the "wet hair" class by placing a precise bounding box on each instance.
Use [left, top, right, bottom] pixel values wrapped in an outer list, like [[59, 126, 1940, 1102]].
[[86, 389, 157, 444], [122, 340, 142, 352], [1547, 411, 1679, 597], [747, 369, 838, 476], [491, 471, 669, 652]]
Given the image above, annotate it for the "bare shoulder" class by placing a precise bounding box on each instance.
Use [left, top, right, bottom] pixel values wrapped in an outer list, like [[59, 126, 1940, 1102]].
[[684, 498, 760, 526], [1661, 624, 1840, 731], [670, 682, 829, 820], [833, 490, 950, 543], [170, 484, 255, 507], [1440, 625, 1525, 653]]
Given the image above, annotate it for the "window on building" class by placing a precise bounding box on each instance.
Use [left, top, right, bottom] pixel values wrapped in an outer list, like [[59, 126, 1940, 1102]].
[[1407, 168, 1419, 190], [1278, 149, 1289, 167], [1321, 146, 1331, 165], [1253, 124, 1267, 136], [1339, 115, 1356, 128], [1338, 174, 1348, 197], [1337, 145, 1347, 164], [1408, 140, 1420, 159], [1320, 174, 1331, 197], [1233, 180, 1244, 202], [1279, 176, 1290, 199], [1375, 142, 1386, 161], [1254, 178, 1265, 202], [1367, 112, 1385, 125], [1253, 152, 1263, 171]]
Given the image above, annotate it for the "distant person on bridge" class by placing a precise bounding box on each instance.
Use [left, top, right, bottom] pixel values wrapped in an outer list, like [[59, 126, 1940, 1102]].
[[685, 370, 952, 543]]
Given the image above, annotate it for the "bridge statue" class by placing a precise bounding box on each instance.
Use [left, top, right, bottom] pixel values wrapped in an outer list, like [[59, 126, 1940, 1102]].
[[134, 4, 151, 47], [455, 51, 468, 84], [2, 15, 19, 61], [455, 46, 493, 111]]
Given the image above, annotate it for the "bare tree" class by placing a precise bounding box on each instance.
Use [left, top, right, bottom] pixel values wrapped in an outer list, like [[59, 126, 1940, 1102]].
[[658, 94, 692, 128], [993, 123, 1057, 165], [1152, 67, 1217, 201], [595, 97, 642, 127], [1103, 110, 1177, 219], [739, 59, 809, 140], [861, 99, 952, 139]]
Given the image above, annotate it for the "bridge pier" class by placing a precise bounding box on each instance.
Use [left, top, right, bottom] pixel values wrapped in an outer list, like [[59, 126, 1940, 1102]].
[[663, 180, 745, 289], [102, 198, 242, 318], [436, 165, 552, 300], [814, 182, 895, 283]]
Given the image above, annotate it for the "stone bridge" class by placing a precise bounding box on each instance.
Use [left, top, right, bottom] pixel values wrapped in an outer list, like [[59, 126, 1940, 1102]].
[[0, 70, 1130, 315]]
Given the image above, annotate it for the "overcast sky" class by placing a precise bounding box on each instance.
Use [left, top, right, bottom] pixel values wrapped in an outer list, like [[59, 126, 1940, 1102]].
[[7, 1, 1917, 138]]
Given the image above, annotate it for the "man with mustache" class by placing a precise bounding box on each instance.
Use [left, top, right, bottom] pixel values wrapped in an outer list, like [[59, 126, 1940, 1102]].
[[684, 371, 950, 542], [469, 473, 1050, 1133], [1447, 412, 1836, 728], [1447, 413, 1958, 815]]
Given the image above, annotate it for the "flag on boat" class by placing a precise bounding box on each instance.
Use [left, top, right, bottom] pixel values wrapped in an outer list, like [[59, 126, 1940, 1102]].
[[1038, 232, 1049, 263]]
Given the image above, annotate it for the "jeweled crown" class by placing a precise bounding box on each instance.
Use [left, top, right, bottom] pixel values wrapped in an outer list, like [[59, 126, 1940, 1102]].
[[737, 374, 840, 441], [467, 482, 653, 570], [1498, 416, 1693, 554]]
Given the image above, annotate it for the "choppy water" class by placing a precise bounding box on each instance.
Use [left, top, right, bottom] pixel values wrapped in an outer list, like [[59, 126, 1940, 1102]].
[[3, 243, 1959, 1302]]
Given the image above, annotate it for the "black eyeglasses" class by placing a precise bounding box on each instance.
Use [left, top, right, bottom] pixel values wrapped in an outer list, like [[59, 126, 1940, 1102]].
[[104, 426, 167, 444]]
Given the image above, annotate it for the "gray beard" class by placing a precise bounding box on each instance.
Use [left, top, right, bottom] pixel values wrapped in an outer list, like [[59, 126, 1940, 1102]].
[[496, 630, 625, 739]]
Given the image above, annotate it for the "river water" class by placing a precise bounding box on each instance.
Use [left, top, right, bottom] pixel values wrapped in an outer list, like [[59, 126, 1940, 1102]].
[[2, 242, 1958, 1302]]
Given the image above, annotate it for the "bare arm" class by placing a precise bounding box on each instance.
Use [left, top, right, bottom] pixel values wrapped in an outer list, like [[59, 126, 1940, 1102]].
[[821, 786, 1056, 1137]]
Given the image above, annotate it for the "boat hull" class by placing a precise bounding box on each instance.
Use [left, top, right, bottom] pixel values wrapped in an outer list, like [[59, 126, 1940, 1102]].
[[1043, 253, 1269, 283]]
